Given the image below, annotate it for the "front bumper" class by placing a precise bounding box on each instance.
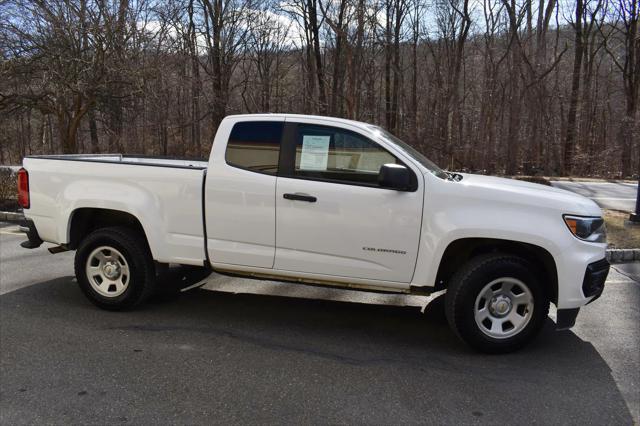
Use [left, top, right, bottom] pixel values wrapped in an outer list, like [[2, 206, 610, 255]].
[[582, 258, 609, 302], [556, 258, 609, 330]]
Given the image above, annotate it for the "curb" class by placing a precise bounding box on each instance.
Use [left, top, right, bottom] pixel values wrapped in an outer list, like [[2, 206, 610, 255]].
[[606, 249, 640, 264], [0, 211, 24, 223]]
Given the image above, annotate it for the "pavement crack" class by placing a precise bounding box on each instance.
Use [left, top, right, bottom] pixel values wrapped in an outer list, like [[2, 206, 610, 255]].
[[612, 265, 639, 284]]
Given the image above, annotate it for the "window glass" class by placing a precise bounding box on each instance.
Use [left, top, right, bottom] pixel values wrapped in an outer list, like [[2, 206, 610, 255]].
[[226, 121, 283, 175], [371, 126, 449, 180], [294, 124, 398, 186]]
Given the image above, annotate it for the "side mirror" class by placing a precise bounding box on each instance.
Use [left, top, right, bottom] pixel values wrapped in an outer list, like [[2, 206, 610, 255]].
[[378, 163, 411, 190]]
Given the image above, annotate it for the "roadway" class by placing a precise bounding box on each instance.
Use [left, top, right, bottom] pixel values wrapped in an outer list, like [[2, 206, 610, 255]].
[[1, 223, 638, 424], [551, 180, 638, 212]]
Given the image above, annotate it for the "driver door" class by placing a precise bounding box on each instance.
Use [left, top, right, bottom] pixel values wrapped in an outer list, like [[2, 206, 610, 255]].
[[274, 121, 424, 283]]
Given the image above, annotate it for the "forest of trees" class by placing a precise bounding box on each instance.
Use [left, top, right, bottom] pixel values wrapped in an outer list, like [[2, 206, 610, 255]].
[[0, 0, 638, 177]]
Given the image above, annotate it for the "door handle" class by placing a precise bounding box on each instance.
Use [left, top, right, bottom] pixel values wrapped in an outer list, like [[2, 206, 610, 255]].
[[283, 193, 317, 203]]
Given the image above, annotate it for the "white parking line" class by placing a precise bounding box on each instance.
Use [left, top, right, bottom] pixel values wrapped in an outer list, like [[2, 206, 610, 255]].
[[0, 227, 23, 236]]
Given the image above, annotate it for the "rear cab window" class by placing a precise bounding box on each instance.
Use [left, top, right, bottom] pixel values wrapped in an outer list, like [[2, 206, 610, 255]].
[[225, 121, 283, 175]]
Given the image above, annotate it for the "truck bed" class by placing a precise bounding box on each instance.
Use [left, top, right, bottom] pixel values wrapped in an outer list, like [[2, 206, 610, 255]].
[[23, 154, 207, 266]]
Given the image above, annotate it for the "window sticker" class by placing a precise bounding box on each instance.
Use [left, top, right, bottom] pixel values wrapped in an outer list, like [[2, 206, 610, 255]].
[[299, 135, 331, 171]]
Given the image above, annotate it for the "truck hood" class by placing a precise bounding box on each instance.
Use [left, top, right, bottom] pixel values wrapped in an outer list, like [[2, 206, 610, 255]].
[[439, 173, 602, 217]]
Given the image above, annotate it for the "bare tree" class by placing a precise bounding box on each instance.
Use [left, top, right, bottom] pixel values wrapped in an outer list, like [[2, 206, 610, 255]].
[[0, 0, 635, 178], [600, 0, 639, 177]]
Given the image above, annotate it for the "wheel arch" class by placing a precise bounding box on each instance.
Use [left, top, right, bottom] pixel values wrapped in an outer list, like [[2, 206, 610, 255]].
[[68, 208, 151, 253], [435, 238, 558, 304]]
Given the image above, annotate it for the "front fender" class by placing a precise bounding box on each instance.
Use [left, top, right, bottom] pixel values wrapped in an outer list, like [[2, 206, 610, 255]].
[[411, 175, 606, 309], [412, 217, 564, 290]]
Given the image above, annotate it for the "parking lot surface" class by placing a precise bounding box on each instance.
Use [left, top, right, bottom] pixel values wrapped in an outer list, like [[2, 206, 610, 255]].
[[1, 224, 639, 424], [551, 181, 638, 212]]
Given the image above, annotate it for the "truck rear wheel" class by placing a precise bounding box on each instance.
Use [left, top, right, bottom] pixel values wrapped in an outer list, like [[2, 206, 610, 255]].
[[74, 226, 156, 310], [445, 253, 549, 353]]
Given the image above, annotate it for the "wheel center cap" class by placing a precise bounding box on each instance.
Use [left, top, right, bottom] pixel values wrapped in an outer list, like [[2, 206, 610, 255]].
[[103, 262, 120, 279], [490, 296, 512, 316]]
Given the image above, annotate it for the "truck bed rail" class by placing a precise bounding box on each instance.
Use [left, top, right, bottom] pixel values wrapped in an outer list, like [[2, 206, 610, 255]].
[[25, 154, 208, 170]]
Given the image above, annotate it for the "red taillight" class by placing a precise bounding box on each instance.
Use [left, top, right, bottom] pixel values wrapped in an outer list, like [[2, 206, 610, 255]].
[[17, 168, 30, 209]]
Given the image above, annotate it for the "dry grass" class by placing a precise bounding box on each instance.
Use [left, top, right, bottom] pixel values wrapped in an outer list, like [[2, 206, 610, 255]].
[[604, 209, 640, 249]]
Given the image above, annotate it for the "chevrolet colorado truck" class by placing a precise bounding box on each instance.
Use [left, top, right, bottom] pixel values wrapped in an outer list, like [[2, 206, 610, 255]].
[[17, 114, 609, 353]]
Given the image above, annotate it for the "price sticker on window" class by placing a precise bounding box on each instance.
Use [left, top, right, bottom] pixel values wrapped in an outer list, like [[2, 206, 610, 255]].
[[299, 135, 330, 171]]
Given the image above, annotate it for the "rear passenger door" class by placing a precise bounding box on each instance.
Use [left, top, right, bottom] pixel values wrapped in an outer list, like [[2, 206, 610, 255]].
[[204, 118, 284, 268]]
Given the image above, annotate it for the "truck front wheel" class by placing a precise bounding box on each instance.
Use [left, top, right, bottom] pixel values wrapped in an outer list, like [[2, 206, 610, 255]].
[[445, 253, 549, 353], [74, 226, 156, 310]]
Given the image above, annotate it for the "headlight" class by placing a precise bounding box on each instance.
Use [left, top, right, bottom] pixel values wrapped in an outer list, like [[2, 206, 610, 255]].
[[563, 215, 606, 243]]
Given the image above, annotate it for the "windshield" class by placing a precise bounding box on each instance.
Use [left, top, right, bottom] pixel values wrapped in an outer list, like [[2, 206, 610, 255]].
[[372, 127, 449, 180]]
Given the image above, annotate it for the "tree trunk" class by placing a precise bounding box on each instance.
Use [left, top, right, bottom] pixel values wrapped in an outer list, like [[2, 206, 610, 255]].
[[563, 0, 584, 175], [308, 0, 327, 114], [384, 0, 393, 129], [88, 109, 100, 153]]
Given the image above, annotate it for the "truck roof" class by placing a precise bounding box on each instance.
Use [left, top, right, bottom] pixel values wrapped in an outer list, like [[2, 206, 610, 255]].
[[224, 113, 376, 133]]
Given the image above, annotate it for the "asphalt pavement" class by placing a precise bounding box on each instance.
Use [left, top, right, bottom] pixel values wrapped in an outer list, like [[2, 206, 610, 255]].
[[1, 223, 639, 424], [551, 180, 638, 212]]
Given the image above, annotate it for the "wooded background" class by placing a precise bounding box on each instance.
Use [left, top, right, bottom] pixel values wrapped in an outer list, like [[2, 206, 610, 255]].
[[0, 0, 638, 177]]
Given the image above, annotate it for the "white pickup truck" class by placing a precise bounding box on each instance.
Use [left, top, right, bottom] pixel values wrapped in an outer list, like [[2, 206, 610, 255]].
[[17, 114, 609, 353]]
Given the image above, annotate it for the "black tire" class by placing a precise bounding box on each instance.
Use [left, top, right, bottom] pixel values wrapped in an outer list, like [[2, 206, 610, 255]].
[[445, 253, 549, 354], [74, 226, 156, 310]]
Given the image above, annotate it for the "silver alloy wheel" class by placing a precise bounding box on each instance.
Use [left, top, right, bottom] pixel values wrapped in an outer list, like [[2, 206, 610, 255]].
[[85, 246, 130, 298], [474, 277, 534, 339]]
